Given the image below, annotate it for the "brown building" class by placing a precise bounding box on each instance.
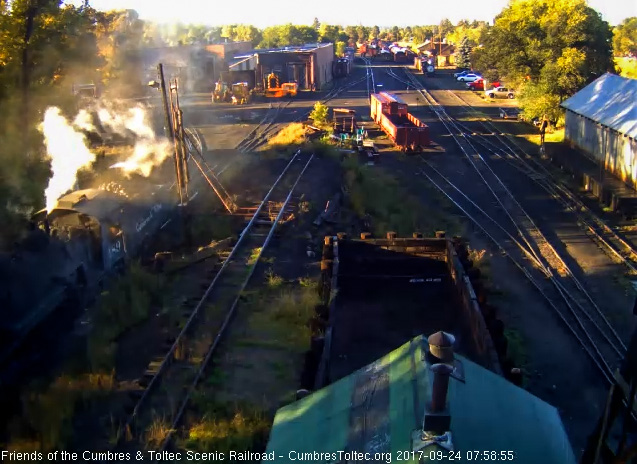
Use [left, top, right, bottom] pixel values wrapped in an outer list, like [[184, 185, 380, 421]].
[[205, 41, 253, 60], [139, 41, 254, 93], [228, 43, 335, 91], [415, 41, 456, 67]]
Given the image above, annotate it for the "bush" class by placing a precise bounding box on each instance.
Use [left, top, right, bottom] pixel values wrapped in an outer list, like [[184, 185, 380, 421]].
[[309, 101, 329, 127]]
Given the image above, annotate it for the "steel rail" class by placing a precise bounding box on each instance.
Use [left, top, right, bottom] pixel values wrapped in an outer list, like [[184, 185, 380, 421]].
[[449, 89, 637, 272], [417, 162, 614, 384], [116, 150, 301, 443], [401, 69, 549, 273], [417, 149, 621, 374], [442, 91, 628, 353], [402, 67, 623, 380], [159, 154, 315, 451]]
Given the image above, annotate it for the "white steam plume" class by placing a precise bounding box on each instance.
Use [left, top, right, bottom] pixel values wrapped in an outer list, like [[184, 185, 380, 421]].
[[41, 107, 97, 212], [103, 105, 172, 177], [110, 138, 172, 177], [73, 109, 95, 132]]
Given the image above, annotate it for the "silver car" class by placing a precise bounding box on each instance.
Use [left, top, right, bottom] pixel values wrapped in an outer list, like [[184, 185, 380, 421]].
[[457, 73, 481, 82], [486, 86, 515, 99]]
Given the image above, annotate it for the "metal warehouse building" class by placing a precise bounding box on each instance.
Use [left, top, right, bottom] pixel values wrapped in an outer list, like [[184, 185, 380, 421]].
[[228, 43, 334, 91], [561, 73, 637, 186]]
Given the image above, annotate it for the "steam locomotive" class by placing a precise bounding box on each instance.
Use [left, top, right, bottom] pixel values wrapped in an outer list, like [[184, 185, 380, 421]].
[[0, 130, 206, 364]]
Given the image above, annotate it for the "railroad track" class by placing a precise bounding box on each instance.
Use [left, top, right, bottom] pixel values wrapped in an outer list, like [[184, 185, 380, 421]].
[[211, 74, 366, 177], [362, 57, 376, 99], [442, 89, 637, 274], [401, 67, 626, 385], [114, 150, 314, 451]]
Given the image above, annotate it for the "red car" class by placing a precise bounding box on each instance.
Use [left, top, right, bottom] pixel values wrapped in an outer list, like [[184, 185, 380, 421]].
[[467, 79, 501, 91]]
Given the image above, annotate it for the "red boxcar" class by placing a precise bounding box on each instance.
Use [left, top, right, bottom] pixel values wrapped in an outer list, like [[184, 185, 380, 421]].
[[370, 93, 429, 152]]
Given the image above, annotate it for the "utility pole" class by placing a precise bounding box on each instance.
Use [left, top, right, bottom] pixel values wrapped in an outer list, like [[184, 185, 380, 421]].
[[168, 78, 189, 203], [157, 63, 173, 141], [150, 65, 190, 249], [439, 22, 442, 65]]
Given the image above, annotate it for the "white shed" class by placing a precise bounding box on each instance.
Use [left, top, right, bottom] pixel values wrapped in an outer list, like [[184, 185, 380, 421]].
[[561, 73, 637, 186]]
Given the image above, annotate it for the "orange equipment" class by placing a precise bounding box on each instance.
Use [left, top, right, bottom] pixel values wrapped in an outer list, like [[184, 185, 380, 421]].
[[264, 73, 298, 98]]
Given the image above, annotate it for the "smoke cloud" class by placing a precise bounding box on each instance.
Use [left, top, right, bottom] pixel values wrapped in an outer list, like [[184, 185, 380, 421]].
[[40, 102, 172, 211], [41, 107, 97, 212]]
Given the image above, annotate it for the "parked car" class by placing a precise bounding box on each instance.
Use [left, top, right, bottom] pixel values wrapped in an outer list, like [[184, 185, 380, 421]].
[[454, 70, 470, 79], [468, 79, 501, 90], [486, 86, 515, 99], [457, 73, 481, 82]]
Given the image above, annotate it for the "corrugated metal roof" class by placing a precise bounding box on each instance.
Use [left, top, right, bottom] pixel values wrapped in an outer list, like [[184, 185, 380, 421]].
[[264, 335, 575, 463], [561, 73, 637, 139]]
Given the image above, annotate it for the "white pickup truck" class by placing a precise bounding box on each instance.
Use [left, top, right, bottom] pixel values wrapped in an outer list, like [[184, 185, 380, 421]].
[[486, 86, 515, 99]]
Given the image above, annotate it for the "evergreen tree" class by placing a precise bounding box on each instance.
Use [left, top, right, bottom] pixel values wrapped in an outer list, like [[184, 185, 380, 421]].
[[312, 17, 320, 31], [457, 36, 472, 69]]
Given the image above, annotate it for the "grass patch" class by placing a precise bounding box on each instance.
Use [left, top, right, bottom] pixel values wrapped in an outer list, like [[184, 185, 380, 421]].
[[189, 214, 238, 245], [88, 263, 165, 371], [265, 268, 284, 288], [244, 280, 320, 353], [343, 157, 462, 237], [247, 247, 262, 266], [267, 123, 308, 150], [6, 263, 163, 451], [7, 372, 115, 451], [468, 247, 490, 279], [182, 402, 270, 454], [504, 328, 528, 369], [144, 415, 174, 450], [521, 128, 564, 146]]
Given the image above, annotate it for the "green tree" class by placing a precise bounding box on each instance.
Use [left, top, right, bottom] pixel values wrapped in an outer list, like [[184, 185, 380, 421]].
[[309, 101, 329, 126], [439, 18, 454, 37], [456, 36, 472, 69], [312, 17, 320, 31], [356, 26, 368, 43], [372, 25, 380, 39], [234, 24, 262, 46], [258, 24, 318, 48], [390, 26, 400, 41], [473, 0, 613, 123], [0, 1, 102, 248], [403, 26, 413, 41], [335, 41, 346, 57], [318, 24, 340, 43], [613, 17, 637, 56], [344, 25, 358, 43]]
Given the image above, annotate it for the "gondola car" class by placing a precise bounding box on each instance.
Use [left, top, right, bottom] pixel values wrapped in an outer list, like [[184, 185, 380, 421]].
[[370, 92, 429, 152]]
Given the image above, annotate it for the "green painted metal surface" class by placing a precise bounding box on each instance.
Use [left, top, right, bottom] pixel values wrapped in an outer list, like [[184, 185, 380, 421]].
[[263, 336, 576, 464]]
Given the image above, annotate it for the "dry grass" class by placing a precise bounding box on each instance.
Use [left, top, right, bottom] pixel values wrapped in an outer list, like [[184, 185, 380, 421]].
[[10, 372, 115, 451], [521, 128, 564, 147], [265, 268, 284, 288], [247, 247, 262, 266], [267, 123, 308, 149], [183, 405, 270, 454], [468, 247, 490, 278], [144, 416, 174, 450]]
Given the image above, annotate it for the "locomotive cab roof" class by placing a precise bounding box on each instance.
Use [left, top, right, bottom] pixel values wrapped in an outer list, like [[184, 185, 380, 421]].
[[34, 189, 127, 225]]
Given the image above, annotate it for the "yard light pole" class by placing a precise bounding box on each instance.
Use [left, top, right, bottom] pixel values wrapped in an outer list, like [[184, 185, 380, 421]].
[[149, 64, 186, 207], [148, 63, 174, 141]]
